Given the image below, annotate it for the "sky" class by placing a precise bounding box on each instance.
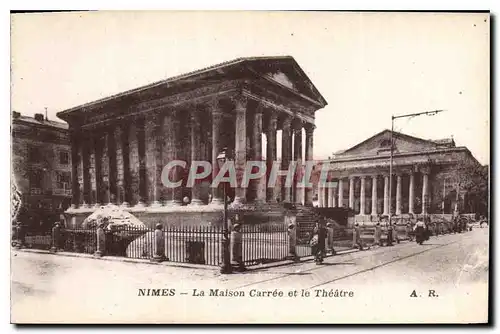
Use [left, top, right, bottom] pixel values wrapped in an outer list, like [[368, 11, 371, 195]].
[[10, 11, 490, 164]]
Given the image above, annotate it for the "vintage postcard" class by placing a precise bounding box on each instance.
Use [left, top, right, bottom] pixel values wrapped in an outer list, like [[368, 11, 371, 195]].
[[10, 10, 490, 324]]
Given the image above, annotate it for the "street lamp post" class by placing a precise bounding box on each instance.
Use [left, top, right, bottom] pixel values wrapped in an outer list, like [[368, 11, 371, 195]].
[[389, 109, 445, 232], [217, 148, 232, 274]]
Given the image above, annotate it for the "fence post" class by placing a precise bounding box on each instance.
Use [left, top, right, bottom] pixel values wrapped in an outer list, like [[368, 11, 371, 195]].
[[152, 224, 167, 262], [94, 224, 105, 257], [374, 223, 381, 246], [50, 223, 61, 253], [287, 223, 298, 261], [15, 223, 25, 249], [326, 223, 335, 255], [352, 224, 358, 248], [230, 224, 245, 272]]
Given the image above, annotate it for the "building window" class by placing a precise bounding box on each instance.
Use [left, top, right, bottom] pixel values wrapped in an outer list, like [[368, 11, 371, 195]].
[[28, 146, 43, 163], [56, 171, 71, 190], [29, 169, 43, 192], [59, 151, 70, 165]]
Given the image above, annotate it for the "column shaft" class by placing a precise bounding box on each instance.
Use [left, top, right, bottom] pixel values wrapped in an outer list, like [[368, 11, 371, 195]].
[[281, 116, 292, 203], [349, 177, 355, 209], [253, 106, 266, 203], [266, 114, 278, 203], [327, 184, 334, 208], [114, 125, 124, 205], [121, 123, 131, 206], [107, 127, 117, 204], [396, 174, 402, 215], [145, 114, 161, 207], [304, 125, 314, 206], [422, 172, 429, 215], [338, 178, 344, 207], [233, 97, 247, 205], [93, 133, 103, 206], [371, 175, 378, 215], [211, 109, 224, 205], [409, 173, 415, 214], [171, 111, 183, 205], [189, 109, 203, 205], [383, 175, 389, 215], [293, 124, 303, 204], [137, 118, 147, 206], [360, 176, 366, 215]]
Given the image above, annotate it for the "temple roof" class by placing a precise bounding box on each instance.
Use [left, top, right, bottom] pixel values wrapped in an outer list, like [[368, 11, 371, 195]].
[[57, 56, 327, 120]]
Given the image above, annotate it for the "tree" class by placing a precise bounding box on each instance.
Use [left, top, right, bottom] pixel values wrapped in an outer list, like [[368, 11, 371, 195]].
[[453, 160, 489, 217]]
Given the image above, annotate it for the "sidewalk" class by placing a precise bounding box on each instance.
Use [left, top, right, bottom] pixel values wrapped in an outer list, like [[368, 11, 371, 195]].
[[14, 244, 362, 272]]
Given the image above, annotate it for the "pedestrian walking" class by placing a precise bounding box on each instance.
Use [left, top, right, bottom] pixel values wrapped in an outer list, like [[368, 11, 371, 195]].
[[311, 220, 327, 264]]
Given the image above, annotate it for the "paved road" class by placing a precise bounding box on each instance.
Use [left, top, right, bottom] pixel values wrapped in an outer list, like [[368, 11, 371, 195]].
[[11, 227, 489, 323]]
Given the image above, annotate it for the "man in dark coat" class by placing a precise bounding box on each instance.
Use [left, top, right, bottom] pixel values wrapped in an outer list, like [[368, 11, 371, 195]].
[[312, 219, 327, 264]]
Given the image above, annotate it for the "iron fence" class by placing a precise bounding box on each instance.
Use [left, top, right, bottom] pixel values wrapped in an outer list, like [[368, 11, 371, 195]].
[[24, 230, 52, 250], [241, 223, 289, 266]]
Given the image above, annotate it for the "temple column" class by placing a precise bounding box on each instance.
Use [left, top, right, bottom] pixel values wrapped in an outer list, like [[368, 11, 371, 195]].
[[189, 108, 203, 206], [281, 115, 292, 203], [349, 177, 355, 209], [338, 178, 344, 207], [396, 173, 402, 215], [409, 172, 415, 214], [360, 176, 366, 215], [253, 105, 266, 204], [82, 135, 91, 208], [304, 124, 314, 206], [211, 106, 224, 205], [121, 123, 131, 207], [293, 120, 303, 204], [93, 132, 103, 207], [113, 125, 124, 206], [70, 129, 80, 209], [371, 175, 378, 215], [101, 130, 110, 205], [422, 169, 430, 215], [170, 110, 183, 205], [233, 96, 247, 205], [145, 114, 161, 207], [137, 117, 147, 207], [107, 127, 118, 204], [383, 175, 389, 215], [266, 113, 278, 203]]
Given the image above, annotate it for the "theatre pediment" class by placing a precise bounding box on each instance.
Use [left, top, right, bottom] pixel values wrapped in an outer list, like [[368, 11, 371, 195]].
[[339, 130, 444, 157]]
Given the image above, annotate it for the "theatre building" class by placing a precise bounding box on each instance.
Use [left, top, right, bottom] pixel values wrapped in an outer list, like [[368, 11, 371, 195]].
[[314, 129, 484, 221], [56, 56, 327, 226]]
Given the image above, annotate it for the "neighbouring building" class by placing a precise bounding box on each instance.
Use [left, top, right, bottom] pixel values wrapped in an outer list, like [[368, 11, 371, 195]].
[[11, 111, 72, 228], [314, 129, 485, 220], [56, 56, 327, 227]]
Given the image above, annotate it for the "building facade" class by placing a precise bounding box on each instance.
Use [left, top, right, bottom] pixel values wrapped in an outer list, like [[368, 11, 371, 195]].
[[11, 111, 72, 227], [314, 130, 483, 220], [56, 56, 327, 226]]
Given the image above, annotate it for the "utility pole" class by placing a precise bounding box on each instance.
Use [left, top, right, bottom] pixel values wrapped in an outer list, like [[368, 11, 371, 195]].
[[389, 109, 445, 228]]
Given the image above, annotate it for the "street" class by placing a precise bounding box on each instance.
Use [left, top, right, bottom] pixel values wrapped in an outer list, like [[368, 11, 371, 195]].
[[11, 227, 489, 323]]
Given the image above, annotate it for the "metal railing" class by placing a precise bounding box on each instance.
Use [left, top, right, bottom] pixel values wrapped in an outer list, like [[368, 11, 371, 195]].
[[241, 223, 289, 266]]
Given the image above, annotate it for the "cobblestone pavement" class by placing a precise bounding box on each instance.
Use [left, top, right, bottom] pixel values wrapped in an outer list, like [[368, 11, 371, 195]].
[[11, 228, 489, 323]]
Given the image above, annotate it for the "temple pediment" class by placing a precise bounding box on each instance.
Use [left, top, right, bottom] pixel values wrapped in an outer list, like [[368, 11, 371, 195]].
[[339, 130, 451, 157], [245, 56, 327, 107]]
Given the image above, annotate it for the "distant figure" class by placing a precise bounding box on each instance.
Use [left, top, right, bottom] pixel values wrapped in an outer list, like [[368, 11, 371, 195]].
[[183, 196, 190, 205], [414, 219, 427, 245]]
